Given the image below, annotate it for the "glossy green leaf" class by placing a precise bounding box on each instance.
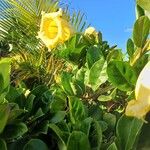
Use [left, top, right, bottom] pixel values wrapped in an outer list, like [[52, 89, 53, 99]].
[[99, 121, 108, 132], [116, 115, 143, 150], [60, 34, 85, 64], [88, 105, 103, 120], [32, 120, 49, 135], [137, 0, 150, 11], [5, 103, 24, 123], [103, 113, 116, 129], [8, 109, 24, 123], [107, 142, 118, 150], [0, 104, 10, 134], [86, 46, 102, 69], [51, 91, 66, 112], [127, 38, 135, 57], [89, 120, 102, 150], [133, 54, 149, 75], [107, 49, 123, 63], [73, 68, 86, 96], [67, 131, 91, 150], [50, 111, 66, 124], [23, 139, 48, 150], [98, 95, 112, 102], [61, 72, 74, 95], [136, 4, 145, 18], [6, 86, 22, 103], [80, 117, 93, 136], [107, 61, 137, 91], [0, 58, 11, 102], [49, 123, 67, 149], [89, 58, 107, 91], [68, 96, 87, 124], [133, 16, 150, 48], [2, 122, 28, 139], [25, 94, 35, 112], [30, 85, 49, 98], [137, 116, 150, 149]]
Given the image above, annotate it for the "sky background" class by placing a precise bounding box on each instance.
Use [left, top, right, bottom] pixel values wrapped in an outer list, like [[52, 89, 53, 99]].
[[62, 0, 136, 51]]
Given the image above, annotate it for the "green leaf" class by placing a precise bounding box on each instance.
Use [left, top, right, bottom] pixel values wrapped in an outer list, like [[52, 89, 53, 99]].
[[89, 120, 102, 150], [88, 105, 103, 120], [32, 120, 49, 135], [0, 139, 7, 150], [137, 116, 150, 149], [30, 85, 49, 97], [68, 96, 87, 124], [133, 16, 150, 48], [107, 49, 123, 63], [127, 39, 135, 57], [0, 104, 10, 134], [89, 58, 107, 91], [67, 131, 91, 150], [103, 113, 116, 129], [0, 58, 11, 102], [133, 54, 149, 75], [73, 68, 86, 96], [116, 115, 143, 150], [5, 103, 24, 123], [8, 108, 24, 123], [80, 117, 93, 136], [51, 89, 66, 112], [137, 0, 150, 11], [49, 123, 67, 149], [99, 121, 108, 132], [6, 86, 22, 103], [25, 94, 35, 112], [60, 34, 85, 64], [61, 72, 74, 95], [23, 139, 48, 150], [72, 80, 85, 97], [75, 67, 86, 82], [107, 142, 118, 150], [136, 4, 145, 18], [2, 122, 28, 139], [50, 111, 66, 124], [7, 138, 27, 150], [98, 95, 112, 102], [86, 46, 102, 69], [107, 61, 137, 91]]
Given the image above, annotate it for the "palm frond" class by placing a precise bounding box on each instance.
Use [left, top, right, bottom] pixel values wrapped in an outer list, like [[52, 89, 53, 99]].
[[11, 48, 64, 87], [63, 6, 89, 32], [0, 0, 59, 50]]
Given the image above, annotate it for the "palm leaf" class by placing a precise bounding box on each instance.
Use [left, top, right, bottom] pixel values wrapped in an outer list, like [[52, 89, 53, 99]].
[[64, 6, 88, 32]]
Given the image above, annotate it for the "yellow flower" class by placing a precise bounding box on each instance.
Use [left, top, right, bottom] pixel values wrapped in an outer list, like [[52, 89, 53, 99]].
[[38, 9, 73, 50], [84, 27, 98, 37], [125, 61, 150, 119]]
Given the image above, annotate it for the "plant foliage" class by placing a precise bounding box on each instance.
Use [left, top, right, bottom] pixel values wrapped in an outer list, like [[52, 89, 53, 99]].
[[0, 0, 150, 149]]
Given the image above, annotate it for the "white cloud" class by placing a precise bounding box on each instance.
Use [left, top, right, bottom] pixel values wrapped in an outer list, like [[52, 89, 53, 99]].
[[124, 28, 133, 33]]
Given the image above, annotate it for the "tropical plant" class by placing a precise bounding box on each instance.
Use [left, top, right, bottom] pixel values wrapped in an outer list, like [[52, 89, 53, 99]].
[[0, 0, 150, 150]]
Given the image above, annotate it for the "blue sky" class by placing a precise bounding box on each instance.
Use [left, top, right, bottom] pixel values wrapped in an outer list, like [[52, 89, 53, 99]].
[[62, 0, 136, 51]]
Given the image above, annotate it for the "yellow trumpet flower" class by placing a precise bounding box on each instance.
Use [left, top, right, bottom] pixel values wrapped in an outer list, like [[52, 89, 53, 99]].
[[38, 8, 74, 50], [125, 61, 150, 119]]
